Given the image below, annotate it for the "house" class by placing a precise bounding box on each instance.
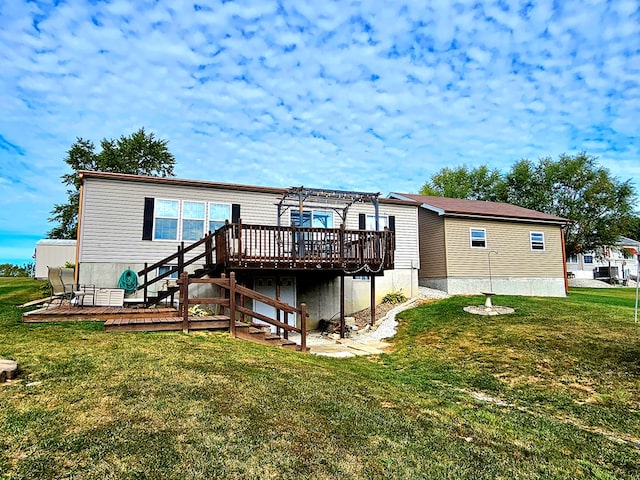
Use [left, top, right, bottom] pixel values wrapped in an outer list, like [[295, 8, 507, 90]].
[[76, 171, 419, 330], [388, 194, 569, 297], [566, 236, 640, 282], [33, 239, 77, 280]]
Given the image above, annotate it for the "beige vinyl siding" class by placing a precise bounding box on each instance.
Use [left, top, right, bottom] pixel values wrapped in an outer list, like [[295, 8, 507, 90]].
[[347, 203, 419, 270], [418, 209, 447, 278], [79, 177, 282, 264], [444, 217, 564, 278]]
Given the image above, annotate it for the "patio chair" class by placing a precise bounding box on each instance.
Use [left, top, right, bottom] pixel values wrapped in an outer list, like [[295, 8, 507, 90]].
[[59, 267, 95, 307], [47, 266, 73, 308]]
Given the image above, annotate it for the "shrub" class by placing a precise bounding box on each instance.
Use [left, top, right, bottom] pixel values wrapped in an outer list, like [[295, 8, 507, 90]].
[[382, 290, 407, 304]]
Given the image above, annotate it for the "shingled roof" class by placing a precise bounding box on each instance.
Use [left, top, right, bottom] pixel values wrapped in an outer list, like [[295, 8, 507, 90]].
[[390, 193, 569, 224]]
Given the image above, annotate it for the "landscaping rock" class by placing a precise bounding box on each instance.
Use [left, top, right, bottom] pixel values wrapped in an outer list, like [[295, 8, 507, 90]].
[[0, 359, 18, 382]]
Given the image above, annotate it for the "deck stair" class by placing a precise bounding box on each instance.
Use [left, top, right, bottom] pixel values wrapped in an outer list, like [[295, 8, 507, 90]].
[[235, 324, 308, 351], [103, 315, 307, 350]]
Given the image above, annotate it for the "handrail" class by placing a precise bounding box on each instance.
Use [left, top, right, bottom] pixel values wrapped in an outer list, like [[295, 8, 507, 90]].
[[139, 231, 216, 276], [137, 231, 217, 301], [177, 271, 308, 351]]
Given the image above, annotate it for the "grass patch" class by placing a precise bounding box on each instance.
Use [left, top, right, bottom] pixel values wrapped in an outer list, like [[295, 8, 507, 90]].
[[1, 279, 640, 478]]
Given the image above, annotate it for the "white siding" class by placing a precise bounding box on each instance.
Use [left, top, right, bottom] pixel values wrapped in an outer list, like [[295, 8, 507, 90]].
[[347, 202, 419, 270], [79, 177, 283, 263], [79, 178, 419, 271]]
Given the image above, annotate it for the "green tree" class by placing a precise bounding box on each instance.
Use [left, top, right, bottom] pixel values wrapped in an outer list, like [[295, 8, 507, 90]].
[[505, 153, 635, 257], [48, 128, 176, 239], [0, 263, 34, 277], [420, 165, 506, 201]]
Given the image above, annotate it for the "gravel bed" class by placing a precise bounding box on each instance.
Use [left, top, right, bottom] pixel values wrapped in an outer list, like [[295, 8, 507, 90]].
[[568, 278, 615, 288]]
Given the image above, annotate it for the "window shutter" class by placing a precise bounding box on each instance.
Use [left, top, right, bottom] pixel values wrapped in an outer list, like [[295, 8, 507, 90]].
[[388, 216, 396, 231], [232, 204, 241, 223], [142, 197, 154, 240], [359, 213, 366, 230]]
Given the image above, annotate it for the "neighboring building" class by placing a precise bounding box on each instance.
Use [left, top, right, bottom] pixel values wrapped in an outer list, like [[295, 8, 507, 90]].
[[77, 171, 419, 329], [33, 239, 77, 279], [566, 236, 640, 281], [388, 194, 569, 297]]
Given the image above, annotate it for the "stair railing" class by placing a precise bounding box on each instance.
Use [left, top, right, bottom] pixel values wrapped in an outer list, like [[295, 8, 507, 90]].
[[138, 231, 217, 305], [178, 271, 308, 352]]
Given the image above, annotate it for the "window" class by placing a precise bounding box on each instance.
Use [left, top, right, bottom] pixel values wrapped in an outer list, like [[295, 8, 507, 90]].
[[584, 255, 593, 264], [470, 228, 486, 248], [154, 199, 179, 240], [209, 203, 231, 232], [530, 232, 545, 251], [366, 215, 388, 231], [567, 254, 578, 263], [353, 275, 370, 280], [291, 209, 333, 228], [158, 265, 178, 279], [182, 201, 205, 241]]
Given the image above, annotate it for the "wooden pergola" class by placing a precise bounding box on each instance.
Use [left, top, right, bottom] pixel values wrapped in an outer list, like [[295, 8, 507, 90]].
[[277, 186, 385, 337]]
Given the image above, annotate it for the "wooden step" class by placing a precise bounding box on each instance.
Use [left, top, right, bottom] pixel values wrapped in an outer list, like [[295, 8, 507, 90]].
[[104, 315, 231, 332], [234, 324, 299, 349]]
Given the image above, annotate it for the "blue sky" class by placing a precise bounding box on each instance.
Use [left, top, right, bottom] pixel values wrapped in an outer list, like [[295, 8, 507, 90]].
[[1, 0, 639, 265]]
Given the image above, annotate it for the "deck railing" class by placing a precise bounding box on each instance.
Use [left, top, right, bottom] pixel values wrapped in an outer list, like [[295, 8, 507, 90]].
[[214, 221, 394, 271]]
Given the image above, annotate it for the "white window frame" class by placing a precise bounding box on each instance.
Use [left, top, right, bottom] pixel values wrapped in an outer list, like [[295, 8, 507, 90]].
[[366, 214, 388, 231], [182, 201, 206, 241], [153, 199, 180, 241], [208, 202, 231, 233], [470, 228, 487, 249], [583, 255, 594, 264], [567, 254, 578, 264], [530, 231, 545, 251], [290, 209, 334, 228]]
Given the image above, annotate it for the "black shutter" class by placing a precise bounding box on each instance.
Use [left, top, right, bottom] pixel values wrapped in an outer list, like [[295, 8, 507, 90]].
[[359, 213, 366, 230], [142, 197, 154, 240], [388, 215, 396, 231], [231, 204, 241, 223]]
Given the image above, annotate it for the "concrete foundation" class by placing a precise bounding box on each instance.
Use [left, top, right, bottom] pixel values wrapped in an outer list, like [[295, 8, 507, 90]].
[[420, 276, 566, 297]]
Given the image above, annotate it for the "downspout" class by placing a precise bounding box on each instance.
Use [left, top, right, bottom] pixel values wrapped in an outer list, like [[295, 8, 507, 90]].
[[74, 173, 84, 285]]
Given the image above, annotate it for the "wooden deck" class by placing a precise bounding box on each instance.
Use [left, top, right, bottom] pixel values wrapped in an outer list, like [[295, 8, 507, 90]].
[[21, 302, 306, 350], [22, 305, 178, 323], [22, 305, 234, 333]]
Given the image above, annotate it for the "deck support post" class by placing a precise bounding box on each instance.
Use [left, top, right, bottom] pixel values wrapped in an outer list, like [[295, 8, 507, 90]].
[[340, 272, 345, 338], [300, 303, 307, 352], [276, 274, 282, 338], [180, 272, 189, 333], [370, 274, 376, 326], [229, 272, 236, 337]]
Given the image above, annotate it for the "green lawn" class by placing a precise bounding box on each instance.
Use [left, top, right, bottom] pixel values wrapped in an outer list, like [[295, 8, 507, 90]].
[[1, 279, 639, 479]]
